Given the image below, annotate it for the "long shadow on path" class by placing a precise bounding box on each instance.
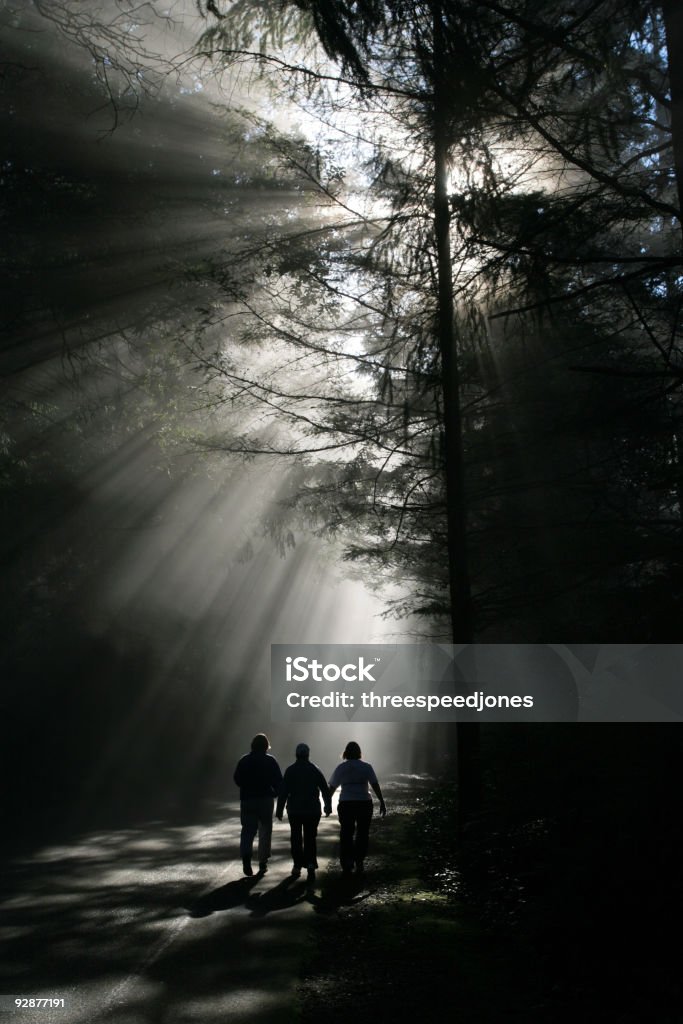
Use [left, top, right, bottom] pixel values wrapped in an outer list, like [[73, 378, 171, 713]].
[[188, 876, 259, 917], [0, 799, 342, 1024], [0, 777, 427, 1023]]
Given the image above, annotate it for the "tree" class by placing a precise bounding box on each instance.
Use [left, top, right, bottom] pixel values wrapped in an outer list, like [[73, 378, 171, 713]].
[[662, 1, 683, 218], [192, 0, 680, 619], [187, 0, 682, 823]]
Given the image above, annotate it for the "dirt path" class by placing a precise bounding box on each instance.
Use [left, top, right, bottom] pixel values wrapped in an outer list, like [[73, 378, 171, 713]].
[[0, 773, 494, 1024], [0, 799, 342, 1024]]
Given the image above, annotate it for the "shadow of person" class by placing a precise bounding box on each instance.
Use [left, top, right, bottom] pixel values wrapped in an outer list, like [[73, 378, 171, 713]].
[[245, 877, 308, 918], [187, 876, 259, 918], [311, 874, 374, 916]]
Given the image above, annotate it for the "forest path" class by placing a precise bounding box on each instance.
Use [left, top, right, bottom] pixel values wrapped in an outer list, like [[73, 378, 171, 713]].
[[0, 795, 351, 1024]]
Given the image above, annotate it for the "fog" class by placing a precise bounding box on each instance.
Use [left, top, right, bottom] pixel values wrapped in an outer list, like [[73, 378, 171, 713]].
[[1, 0, 433, 844]]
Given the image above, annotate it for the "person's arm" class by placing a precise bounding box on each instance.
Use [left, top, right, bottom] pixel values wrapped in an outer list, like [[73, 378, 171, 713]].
[[316, 767, 332, 815], [269, 756, 284, 796], [370, 779, 386, 816], [327, 763, 341, 804], [276, 771, 288, 820]]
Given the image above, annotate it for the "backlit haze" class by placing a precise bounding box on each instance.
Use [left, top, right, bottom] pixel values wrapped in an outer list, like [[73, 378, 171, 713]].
[[1, 0, 441, 837]]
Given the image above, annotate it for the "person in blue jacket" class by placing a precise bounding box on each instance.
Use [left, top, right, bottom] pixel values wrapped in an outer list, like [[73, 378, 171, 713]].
[[276, 742, 332, 882], [233, 733, 283, 876]]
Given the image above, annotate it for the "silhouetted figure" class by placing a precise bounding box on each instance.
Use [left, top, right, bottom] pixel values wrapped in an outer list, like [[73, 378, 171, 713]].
[[328, 741, 386, 876], [276, 742, 332, 883], [233, 733, 282, 876]]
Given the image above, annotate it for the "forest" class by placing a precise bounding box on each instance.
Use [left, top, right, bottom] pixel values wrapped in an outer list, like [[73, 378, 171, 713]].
[[1, 1, 682, 1022]]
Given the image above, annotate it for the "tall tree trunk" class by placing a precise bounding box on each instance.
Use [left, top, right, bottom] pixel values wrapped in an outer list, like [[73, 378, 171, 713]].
[[432, 0, 479, 830], [661, 4, 683, 524], [662, 1, 683, 231], [433, 18, 472, 646]]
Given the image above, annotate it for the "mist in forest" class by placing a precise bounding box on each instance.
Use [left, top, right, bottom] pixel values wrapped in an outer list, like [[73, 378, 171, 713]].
[[0, 1, 427, 839], [2, 0, 682, 844]]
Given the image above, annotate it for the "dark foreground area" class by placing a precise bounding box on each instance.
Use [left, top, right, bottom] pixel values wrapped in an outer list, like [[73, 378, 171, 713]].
[[301, 726, 682, 1023], [1, 725, 681, 1023]]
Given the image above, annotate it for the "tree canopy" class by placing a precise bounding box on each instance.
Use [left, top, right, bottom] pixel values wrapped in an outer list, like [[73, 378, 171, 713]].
[[185, 0, 682, 641]]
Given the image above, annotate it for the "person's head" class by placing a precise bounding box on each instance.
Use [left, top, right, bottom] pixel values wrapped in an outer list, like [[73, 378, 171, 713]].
[[343, 741, 361, 760], [295, 742, 310, 760], [251, 733, 270, 753]]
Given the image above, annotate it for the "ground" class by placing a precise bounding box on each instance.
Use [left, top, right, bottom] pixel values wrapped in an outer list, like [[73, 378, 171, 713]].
[[1, 745, 681, 1024]]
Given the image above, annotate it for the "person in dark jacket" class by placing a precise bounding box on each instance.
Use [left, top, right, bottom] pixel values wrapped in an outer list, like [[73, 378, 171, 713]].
[[233, 733, 283, 876], [276, 743, 332, 881]]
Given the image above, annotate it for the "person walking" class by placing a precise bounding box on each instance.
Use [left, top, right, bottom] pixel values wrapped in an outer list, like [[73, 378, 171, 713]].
[[233, 733, 282, 876], [328, 741, 386, 876], [276, 742, 332, 882]]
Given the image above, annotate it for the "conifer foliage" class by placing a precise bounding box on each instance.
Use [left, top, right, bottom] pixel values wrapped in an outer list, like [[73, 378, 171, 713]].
[[192, 1, 681, 642]]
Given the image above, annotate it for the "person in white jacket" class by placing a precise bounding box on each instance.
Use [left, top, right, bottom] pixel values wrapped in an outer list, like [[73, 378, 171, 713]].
[[328, 741, 386, 876]]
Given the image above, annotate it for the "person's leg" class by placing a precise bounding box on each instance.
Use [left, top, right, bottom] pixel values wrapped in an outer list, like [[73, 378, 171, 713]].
[[302, 813, 321, 869], [288, 813, 305, 871], [256, 797, 274, 868], [239, 800, 259, 874], [337, 801, 355, 872], [354, 801, 374, 870]]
